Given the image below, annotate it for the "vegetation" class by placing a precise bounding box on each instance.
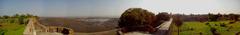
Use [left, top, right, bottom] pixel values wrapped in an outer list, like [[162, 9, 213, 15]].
[[156, 12, 170, 21], [170, 13, 240, 35], [153, 12, 170, 27], [0, 14, 36, 35], [118, 8, 156, 33], [172, 15, 183, 35], [117, 8, 240, 35], [172, 21, 240, 35], [179, 22, 212, 35]]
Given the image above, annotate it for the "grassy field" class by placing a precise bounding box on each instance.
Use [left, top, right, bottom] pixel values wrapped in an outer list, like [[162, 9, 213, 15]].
[[0, 18, 27, 35], [0, 23, 26, 35], [180, 22, 212, 35], [171, 21, 240, 35]]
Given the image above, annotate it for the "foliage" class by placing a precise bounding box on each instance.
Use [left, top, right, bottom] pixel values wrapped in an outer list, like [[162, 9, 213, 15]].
[[118, 8, 156, 33], [0, 14, 36, 35], [156, 12, 170, 21], [208, 13, 219, 21], [228, 13, 239, 21], [173, 15, 183, 27], [0, 29, 5, 35], [208, 13, 240, 21], [153, 12, 170, 27], [0, 14, 35, 24]]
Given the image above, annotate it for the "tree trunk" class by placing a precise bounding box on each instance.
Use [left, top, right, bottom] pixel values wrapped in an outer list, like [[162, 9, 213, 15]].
[[178, 27, 180, 35]]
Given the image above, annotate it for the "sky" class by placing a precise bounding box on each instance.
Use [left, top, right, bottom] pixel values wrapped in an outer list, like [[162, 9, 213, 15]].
[[0, 0, 240, 17]]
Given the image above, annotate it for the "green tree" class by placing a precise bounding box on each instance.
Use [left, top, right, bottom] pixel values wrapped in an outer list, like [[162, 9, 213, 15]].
[[154, 12, 170, 27], [19, 15, 25, 24], [156, 12, 170, 21], [26, 14, 33, 17], [118, 8, 156, 33], [3, 15, 9, 19], [14, 14, 20, 18]]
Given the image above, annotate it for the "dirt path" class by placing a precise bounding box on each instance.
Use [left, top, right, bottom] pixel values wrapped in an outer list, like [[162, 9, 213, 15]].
[[156, 18, 173, 30], [23, 18, 38, 35], [23, 18, 62, 35], [153, 18, 173, 35]]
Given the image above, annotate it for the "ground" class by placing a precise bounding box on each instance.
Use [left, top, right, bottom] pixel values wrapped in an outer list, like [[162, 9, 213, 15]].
[[171, 20, 240, 35]]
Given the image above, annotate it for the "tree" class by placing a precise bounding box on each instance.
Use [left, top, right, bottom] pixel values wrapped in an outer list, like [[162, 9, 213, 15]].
[[154, 12, 170, 27], [26, 14, 34, 18], [173, 15, 183, 35], [208, 13, 219, 21], [229, 13, 239, 21], [14, 14, 20, 18], [19, 15, 25, 24], [2, 15, 9, 19], [197, 16, 208, 22], [0, 16, 3, 19], [156, 12, 170, 21], [118, 8, 156, 33], [173, 15, 183, 27]]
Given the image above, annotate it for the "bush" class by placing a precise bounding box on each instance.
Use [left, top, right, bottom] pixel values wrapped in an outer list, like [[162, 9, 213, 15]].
[[0, 29, 5, 35]]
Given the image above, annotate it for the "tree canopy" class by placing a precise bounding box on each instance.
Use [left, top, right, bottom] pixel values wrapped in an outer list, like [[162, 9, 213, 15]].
[[118, 8, 156, 33]]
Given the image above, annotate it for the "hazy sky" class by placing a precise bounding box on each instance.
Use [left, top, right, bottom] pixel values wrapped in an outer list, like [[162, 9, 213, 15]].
[[0, 0, 240, 17]]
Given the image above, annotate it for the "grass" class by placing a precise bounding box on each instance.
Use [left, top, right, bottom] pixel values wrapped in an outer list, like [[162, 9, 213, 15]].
[[0, 23, 26, 35], [208, 21, 240, 35], [169, 23, 179, 35], [0, 18, 27, 35], [180, 22, 212, 35], [171, 21, 240, 35]]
